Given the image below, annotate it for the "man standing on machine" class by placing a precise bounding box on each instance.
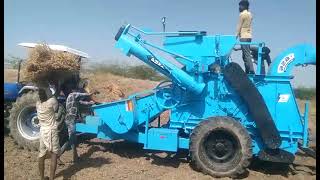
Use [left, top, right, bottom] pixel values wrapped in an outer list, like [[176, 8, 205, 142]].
[[236, 0, 254, 74]]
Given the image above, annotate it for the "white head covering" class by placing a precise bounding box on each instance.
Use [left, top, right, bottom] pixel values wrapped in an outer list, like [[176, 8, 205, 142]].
[[49, 83, 56, 95]]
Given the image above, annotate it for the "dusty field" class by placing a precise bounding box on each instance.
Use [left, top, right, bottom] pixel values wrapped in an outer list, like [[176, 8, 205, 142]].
[[4, 135, 316, 180], [4, 69, 21, 82], [81, 71, 159, 102], [4, 69, 316, 180]]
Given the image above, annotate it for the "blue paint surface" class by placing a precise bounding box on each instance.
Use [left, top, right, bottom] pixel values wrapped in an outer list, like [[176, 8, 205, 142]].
[[4, 82, 22, 101], [76, 24, 314, 159]]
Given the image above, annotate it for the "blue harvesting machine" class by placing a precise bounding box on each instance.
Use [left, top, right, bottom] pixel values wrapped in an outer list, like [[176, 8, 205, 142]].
[[76, 24, 316, 177]]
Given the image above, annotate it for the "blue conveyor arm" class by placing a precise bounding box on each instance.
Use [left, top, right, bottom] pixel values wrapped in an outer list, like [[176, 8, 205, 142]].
[[114, 24, 205, 95]]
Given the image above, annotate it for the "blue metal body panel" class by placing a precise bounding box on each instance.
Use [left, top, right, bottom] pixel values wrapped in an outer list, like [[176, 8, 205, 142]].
[[93, 98, 136, 134], [76, 24, 315, 159], [145, 128, 179, 152], [76, 116, 100, 134]]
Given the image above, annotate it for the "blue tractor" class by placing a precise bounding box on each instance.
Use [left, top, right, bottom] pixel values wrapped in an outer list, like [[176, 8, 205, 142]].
[[4, 59, 26, 118], [76, 24, 316, 177], [4, 43, 90, 151]]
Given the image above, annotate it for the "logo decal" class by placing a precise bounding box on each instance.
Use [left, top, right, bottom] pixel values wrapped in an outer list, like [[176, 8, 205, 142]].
[[278, 94, 290, 103], [150, 57, 165, 69], [277, 53, 295, 73]]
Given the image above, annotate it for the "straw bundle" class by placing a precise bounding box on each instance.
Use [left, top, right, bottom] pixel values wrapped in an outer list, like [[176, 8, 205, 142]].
[[22, 43, 80, 85], [104, 83, 125, 99]]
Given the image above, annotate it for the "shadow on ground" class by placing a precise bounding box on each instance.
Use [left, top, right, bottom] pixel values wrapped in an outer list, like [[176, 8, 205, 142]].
[[79, 138, 316, 178], [249, 158, 292, 177], [248, 157, 316, 177], [55, 145, 111, 179], [82, 138, 189, 169]]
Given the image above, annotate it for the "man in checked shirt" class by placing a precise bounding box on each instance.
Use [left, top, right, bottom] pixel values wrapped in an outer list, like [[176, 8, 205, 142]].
[[58, 84, 98, 163]]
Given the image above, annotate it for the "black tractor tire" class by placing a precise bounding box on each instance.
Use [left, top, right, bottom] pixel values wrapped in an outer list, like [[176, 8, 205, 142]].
[[4, 102, 11, 118], [9, 92, 66, 151], [4, 102, 12, 134], [190, 116, 252, 178]]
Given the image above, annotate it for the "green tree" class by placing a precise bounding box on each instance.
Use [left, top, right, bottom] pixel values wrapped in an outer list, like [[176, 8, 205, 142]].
[[6, 55, 24, 69]]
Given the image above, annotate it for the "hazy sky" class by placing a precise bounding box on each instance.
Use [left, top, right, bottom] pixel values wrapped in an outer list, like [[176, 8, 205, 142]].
[[4, 0, 316, 87]]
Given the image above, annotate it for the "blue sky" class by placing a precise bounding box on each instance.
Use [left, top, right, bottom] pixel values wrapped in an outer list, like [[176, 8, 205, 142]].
[[4, 0, 316, 87]]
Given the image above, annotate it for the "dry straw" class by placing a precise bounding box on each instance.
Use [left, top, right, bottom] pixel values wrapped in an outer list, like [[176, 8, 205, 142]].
[[22, 43, 80, 85]]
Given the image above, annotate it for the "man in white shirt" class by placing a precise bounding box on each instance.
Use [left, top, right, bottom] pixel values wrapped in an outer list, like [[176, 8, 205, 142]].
[[36, 88, 60, 180]]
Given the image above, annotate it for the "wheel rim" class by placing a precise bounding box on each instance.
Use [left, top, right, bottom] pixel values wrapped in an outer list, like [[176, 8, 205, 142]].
[[17, 106, 40, 141], [203, 129, 240, 164]]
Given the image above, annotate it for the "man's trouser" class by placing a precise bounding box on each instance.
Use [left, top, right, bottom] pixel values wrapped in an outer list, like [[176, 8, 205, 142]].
[[60, 115, 77, 157], [240, 38, 254, 74]]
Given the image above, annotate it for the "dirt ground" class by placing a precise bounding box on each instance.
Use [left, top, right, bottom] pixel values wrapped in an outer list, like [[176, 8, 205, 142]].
[[3, 135, 316, 180], [4, 69, 316, 180]]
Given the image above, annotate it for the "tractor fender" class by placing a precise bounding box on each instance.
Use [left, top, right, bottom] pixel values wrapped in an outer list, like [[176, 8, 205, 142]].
[[4, 83, 22, 102], [18, 85, 38, 95]]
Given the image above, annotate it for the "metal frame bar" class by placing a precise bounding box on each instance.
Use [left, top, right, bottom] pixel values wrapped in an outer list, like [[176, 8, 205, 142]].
[[303, 101, 309, 148], [126, 29, 196, 64], [131, 25, 203, 36], [144, 109, 150, 149], [129, 25, 269, 76], [143, 40, 196, 63], [236, 41, 266, 75]]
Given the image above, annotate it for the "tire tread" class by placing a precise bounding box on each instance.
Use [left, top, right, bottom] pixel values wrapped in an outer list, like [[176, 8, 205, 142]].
[[189, 116, 252, 178]]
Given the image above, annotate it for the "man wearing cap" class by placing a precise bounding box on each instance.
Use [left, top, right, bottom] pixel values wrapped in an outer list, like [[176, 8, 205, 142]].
[[236, 0, 254, 74]]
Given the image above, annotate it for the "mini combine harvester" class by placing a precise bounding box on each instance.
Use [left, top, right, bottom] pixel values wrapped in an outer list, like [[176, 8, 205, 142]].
[[76, 24, 316, 177]]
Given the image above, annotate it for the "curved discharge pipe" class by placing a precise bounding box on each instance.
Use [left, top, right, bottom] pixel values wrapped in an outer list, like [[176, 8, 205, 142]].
[[268, 44, 316, 76]]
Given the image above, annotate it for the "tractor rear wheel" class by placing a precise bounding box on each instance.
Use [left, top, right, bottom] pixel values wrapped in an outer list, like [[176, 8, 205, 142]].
[[9, 92, 66, 151], [190, 116, 252, 178]]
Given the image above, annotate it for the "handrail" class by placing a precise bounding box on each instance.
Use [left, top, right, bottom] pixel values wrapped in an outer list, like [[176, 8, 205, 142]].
[[131, 25, 204, 36], [235, 41, 266, 75], [236, 41, 265, 46]]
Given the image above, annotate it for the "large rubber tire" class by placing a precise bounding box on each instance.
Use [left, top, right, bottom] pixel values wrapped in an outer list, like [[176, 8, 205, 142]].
[[190, 116, 252, 178], [9, 92, 66, 151]]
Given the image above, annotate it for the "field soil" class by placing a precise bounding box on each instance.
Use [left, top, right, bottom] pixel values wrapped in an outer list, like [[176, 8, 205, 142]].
[[4, 69, 316, 180]]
